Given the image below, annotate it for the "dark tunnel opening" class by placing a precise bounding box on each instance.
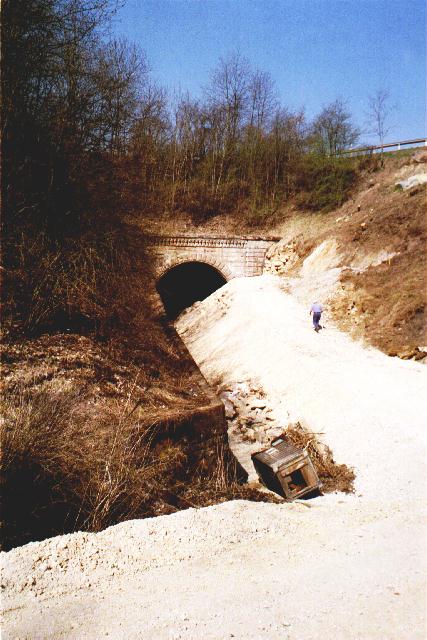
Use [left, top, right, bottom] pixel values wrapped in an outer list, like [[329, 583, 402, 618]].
[[157, 261, 227, 320]]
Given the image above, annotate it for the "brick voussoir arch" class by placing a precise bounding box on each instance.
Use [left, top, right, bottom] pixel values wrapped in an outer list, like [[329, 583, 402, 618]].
[[156, 256, 233, 282]]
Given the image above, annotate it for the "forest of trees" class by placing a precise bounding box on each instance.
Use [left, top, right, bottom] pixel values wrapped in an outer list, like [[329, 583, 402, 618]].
[[2, 0, 370, 241]]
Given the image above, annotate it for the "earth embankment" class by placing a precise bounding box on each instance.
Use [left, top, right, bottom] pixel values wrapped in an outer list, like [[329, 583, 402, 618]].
[[3, 274, 426, 639]]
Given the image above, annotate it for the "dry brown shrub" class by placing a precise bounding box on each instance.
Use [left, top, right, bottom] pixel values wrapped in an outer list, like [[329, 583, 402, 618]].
[[285, 422, 355, 494], [2, 388, 116, 543], [1, 380, 265, 550], [2, 224, 154, 341], [0, 382, 180, 549]]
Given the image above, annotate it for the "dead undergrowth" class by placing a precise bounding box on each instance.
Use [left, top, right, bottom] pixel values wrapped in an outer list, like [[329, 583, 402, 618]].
[[1, 220, 269, 551], [1, 377, 257, 551], [285, 423, 355, 494]]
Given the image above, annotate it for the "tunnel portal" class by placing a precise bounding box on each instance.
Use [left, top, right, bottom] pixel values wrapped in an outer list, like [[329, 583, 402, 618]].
[[157, 261, 227, 320]]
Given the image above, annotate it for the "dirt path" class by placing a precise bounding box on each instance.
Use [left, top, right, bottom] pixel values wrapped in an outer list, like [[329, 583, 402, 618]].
[[177, 275, 426, 500], [2, 498, 425, 639], [2, 275, 427, 639]]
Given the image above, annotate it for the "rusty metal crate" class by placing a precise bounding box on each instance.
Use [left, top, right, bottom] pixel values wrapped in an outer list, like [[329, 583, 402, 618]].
[[251, 436, 321, 501]]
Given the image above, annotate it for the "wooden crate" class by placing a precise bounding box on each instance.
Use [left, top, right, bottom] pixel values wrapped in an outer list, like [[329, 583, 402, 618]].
[[251, 436, 321, 500]]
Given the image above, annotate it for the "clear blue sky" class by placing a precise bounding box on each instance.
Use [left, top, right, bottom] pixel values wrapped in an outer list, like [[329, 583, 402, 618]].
[[111, 0, 426, 143]]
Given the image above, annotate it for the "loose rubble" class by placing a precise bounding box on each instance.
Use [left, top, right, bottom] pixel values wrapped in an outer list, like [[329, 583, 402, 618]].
[[395, 172, 427, 190], [217, 381, 284, 480]]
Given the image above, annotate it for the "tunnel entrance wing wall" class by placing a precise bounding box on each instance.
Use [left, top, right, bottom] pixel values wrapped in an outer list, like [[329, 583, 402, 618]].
[[145, 234, 278, 318]]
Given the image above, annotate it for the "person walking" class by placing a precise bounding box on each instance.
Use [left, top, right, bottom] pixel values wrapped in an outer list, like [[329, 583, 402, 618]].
[[310, 301, 324, 332]]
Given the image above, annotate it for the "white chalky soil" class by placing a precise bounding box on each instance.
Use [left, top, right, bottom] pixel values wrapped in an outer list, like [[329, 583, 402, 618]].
[[2, 274, 426, 639], [176, 275, 427, 501]]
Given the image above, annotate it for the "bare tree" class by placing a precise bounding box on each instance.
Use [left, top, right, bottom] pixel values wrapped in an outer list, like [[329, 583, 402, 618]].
[[133, 84, 169, 148], [366, 89, 394, 162], [205, 53, 256, 194], [2, 0, 123, 229], [247, 70, 277, 131], [205, 53, 251, 144], [310, 99, 360, 155], [93, 38, 149, 153], [130, 83, 169, 197], [269, 108, 306, 200]]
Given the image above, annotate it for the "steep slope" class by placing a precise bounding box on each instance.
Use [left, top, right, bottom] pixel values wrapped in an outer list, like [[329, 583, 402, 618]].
[[176, 275, 426, 498], [3, 274, 426, 640], [265, 151, 427, 357], [132, 149, 426, 358]]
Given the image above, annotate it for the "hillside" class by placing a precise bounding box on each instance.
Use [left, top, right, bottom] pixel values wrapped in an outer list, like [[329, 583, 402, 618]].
[[134, 149, 426, 359], [2, 2, 425, 636], [3, 272, 426, 640], [0, 265, 262, 551], [2, 149, 426, 638], [266, 150, 427, 358], [2, 150, 425, 548]]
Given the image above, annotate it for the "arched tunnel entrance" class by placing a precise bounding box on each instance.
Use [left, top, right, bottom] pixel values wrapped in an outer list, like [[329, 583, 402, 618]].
[[157, 261, 227, 320]]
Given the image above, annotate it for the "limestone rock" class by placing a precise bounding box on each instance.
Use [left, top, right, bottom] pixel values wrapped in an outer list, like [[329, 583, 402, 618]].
[[395, 173, 427, 190]]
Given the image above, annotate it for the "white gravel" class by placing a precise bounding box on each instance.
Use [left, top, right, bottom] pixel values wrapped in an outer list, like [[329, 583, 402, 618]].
[[177, 275, 427, 501], [2, 274, 427, 639]]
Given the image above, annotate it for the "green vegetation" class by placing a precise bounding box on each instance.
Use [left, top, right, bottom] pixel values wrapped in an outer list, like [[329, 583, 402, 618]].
[[295, 155, 359, 212]]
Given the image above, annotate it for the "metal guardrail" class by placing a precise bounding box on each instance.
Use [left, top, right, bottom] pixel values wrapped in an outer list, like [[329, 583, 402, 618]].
[[340, 137, 427, 155]]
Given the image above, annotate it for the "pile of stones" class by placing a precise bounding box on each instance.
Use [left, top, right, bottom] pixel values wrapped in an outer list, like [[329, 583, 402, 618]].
[[217, 381, 283, 447]]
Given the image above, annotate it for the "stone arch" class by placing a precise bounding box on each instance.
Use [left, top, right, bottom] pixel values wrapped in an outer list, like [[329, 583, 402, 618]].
[[155, 258, 231, 320], [156, 256, 233, 282]]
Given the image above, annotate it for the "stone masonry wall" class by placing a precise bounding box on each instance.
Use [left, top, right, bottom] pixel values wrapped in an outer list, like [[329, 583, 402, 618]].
[[147, 236, 275, 280], [145, 235, 278, 317]]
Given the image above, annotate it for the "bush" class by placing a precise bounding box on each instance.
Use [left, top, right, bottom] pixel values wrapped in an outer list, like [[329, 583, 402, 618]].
[[172, 179, 250, 224], [295, 155, 358, 212], [285, 423, 355, 493], [2, 224, 154, 340], [0, 382, 263, 550], [0, 384, 167, 549]]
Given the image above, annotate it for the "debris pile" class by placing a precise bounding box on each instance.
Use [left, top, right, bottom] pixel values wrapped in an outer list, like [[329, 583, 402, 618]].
[[218, 382, 283, 444], [216, 381, 284, 480], [214, 381, 355, 494]]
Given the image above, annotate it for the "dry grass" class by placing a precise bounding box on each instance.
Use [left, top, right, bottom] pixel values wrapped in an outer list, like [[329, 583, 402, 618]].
[[1, 377, 262, 550], [2, 224, 154, 341], [1, 383, 156, 548], [338, 254, 426, 356], [1, 217, 260, 551], [329, 182, 427, 356]]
